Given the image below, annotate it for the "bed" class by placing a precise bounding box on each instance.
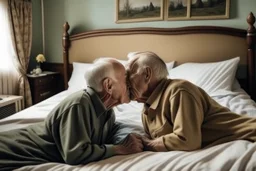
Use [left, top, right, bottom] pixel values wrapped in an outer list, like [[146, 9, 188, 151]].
[[0, 12, 256, 171]]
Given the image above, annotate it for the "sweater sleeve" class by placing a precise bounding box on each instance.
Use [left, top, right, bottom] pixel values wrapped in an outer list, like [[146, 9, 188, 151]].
[[50, 104, 116, 165], [162, 90, 204, 151]]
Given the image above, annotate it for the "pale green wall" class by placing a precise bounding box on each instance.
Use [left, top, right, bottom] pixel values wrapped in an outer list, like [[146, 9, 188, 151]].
[[30, 0, 43, 71], [42, 0, 256, 63]]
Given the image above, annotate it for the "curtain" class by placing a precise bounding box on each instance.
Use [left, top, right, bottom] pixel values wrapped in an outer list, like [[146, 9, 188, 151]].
[[0, 0, 19, 95], [8, 0, 32, 107]]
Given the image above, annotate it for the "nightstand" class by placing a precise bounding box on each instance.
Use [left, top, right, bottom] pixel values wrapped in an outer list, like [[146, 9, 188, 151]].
[[0, 95, 24, 119], [27, 71, 60, 104]]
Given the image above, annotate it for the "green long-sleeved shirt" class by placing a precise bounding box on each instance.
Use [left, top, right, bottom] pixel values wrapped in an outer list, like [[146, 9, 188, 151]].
[[0, 88, 119, 170]]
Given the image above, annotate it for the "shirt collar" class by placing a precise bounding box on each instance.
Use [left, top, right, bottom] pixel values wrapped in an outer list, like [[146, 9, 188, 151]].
[[145, 79, 172, 111], [86, 87, 107, 118]]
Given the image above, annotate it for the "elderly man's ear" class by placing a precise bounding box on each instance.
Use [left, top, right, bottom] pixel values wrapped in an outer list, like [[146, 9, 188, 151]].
[[144, 67, 152, 83], [102, 78, 113, 94]]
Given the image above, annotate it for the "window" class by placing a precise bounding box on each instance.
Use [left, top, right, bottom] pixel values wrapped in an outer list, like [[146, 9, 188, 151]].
[[0, 0, 16, 71], [0, 0, 19, 95]]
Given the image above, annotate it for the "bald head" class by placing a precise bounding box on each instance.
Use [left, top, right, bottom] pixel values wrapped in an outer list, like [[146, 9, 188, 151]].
[[84, 58, 123, 92]]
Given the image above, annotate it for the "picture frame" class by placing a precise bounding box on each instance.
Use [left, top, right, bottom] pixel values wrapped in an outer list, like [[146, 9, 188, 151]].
[[166, 0, 190, 20], [166, 0, 230, 21], [116, 0, 164, 23]]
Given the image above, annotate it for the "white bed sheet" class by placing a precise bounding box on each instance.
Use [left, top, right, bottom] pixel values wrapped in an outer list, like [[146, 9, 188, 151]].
[[0, 87, 255, 171]]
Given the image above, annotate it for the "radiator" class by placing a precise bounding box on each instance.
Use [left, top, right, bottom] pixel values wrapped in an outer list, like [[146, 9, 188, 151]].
[[0, 70, 19, 95], [0, 95, 23, 119]]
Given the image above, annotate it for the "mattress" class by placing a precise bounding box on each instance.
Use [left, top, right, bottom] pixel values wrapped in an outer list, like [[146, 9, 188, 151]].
[[0, 86, 255, 171]]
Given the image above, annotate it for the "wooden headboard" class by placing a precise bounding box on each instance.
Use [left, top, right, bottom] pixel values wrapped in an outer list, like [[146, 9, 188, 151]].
[[62, 12, 256, 100]]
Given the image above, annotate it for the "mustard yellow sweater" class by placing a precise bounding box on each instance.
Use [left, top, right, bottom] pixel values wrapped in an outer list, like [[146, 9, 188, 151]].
[[142, 79, 256, 151]]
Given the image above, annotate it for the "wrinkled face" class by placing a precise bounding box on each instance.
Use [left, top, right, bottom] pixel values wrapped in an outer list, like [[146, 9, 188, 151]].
[[112, 65, 130, 104], [126, 59, 148, 102]]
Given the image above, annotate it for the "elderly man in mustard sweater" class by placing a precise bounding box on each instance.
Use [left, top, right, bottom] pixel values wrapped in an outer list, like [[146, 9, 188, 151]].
[[126, 51, 256, 152], [0, 58, 143, 171]]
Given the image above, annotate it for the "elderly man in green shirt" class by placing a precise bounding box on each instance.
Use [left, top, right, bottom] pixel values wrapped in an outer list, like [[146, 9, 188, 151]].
[[126, 51, 256, 152], [0, 58, 143, 170]]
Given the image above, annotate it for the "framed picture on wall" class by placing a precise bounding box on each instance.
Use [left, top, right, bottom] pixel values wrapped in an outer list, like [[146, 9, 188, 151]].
[[166, 0, 190, 20], [190, 0, 230, 19], [116, 0, 164, 23], [166, 0, 230, 20]]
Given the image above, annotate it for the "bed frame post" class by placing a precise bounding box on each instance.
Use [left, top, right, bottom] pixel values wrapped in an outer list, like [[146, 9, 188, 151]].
[[246, 12, 256, 100], [62, 22, 70, 90]]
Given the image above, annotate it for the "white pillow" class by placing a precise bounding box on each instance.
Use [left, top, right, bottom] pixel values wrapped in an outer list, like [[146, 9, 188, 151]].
[[68, 59, 175, 92], [68, 60, 131, 91], [168, 57, 240, 96], [68, 62, 92, 91], [166, 61, 175, 71]]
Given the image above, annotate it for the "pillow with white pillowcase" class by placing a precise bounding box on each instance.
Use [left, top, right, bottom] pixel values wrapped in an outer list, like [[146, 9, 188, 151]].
[[168, 57, 240, 96], [68, 57, 176, 92], [67, 59, 176, 92], [68, 60, 131, 91], [68, 62, 92, 91]]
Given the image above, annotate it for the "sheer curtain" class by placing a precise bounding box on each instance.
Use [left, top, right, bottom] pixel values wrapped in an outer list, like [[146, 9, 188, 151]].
[[0, 0, 19, 95]]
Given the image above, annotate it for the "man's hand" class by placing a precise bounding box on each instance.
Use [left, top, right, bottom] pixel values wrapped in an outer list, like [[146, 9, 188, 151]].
[[114, 133, 143, 155], [141, 136, 167, 152]]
